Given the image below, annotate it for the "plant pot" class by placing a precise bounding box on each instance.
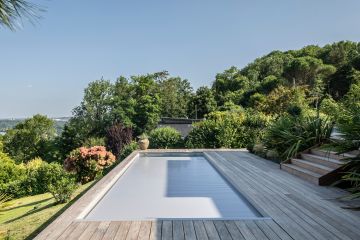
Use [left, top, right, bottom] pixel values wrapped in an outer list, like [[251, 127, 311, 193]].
[[138, 138, 149, 150]]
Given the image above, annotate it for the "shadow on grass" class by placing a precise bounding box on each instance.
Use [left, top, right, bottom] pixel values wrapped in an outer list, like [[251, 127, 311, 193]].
[[25, 181, 97, 240], [0, 197, 53, 212], [5, 202, 55, 224]]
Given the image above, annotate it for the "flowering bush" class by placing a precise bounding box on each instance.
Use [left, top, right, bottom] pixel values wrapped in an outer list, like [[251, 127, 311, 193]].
[[64, 146, 116, 184]]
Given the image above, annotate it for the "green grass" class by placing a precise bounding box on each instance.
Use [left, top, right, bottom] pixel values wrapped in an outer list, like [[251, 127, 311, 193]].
[[0, 182, 93, 240]]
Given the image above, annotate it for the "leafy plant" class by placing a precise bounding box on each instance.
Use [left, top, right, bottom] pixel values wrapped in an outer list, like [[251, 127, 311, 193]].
[[150, 127, 183, 149], [138, 133, 149, 140], [263, 115, 333, 161], [105, 123, 132, 159], [186, 110, 271, 148], [331, 88, 360, 200], [120, 141, 139, 160], [83, 137, 106, 148], [64, 146, 116, 184], [44, 163, 77, 203]]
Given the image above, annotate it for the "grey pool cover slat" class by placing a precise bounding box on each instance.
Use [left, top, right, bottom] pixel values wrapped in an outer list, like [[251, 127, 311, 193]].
[[85, 155, 261, 220]]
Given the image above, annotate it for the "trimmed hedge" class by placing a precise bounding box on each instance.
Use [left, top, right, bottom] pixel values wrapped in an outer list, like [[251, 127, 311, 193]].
[[150, 127, 183, 149]]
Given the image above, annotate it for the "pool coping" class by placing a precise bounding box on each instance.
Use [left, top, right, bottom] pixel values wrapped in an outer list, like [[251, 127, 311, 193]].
[[34, 149, 269, 239]]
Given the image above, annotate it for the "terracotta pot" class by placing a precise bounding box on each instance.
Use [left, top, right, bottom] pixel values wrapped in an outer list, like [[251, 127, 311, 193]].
[[138, 138, 149, 150]]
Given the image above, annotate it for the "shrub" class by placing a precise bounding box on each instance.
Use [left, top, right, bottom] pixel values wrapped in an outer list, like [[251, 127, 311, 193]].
[[64, 146, 116, 184], [44, 163, 77, 203], [21, 158, 48, 195], [120, 141, 139, 160], [186, 110, 271, 148], [0, 152, 26, 197], [105, 123, 133, 159], [263, 115, 333, 161], [83, 137, 106, 147], [150, 127, 183, 149]]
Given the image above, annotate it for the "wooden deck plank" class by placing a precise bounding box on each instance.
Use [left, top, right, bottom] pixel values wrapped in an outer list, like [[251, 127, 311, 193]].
[[162, 220, 173, 240], [223, 221, 245, 240], [203, 221, 220, 240], [90, 221, 111, 240], [263, 220, 293, 240], [212, 221, 232, 240], [182, 221, 197, 240], [193, 220, 209, 240], [126, 221, 142, 240], [287, 193, 360, 239], [173, 220, 185, 240], [138, 221, 152, 240], [78, 221, 101, 240], [254, 220, 281, 240], [62, 221, 89, 240], [234, 221, 257, 240], [114, 221, 131, 240], [244, 221, 269, 240], [102, 221, 122, 240], [150, 221, 162, 240], [56, 222, 79, 240]]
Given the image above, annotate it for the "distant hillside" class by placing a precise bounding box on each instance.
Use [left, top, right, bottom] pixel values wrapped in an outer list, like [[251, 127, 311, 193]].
[[0, 117, 70, 135]]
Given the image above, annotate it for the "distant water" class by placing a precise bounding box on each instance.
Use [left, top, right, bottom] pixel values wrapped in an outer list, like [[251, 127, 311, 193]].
[[0, 131, 5, 135]]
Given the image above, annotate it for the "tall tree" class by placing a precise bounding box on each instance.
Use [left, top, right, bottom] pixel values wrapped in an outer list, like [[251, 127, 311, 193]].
[[158, 77, 193, 118], [188, 87, 217, 119], [132, 73, 162, 135], [74, 79, 113, 137], [111, 76, 136, 127]]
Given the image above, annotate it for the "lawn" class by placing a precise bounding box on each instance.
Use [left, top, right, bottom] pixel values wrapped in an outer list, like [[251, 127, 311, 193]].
[[0, 182, 94, 240]]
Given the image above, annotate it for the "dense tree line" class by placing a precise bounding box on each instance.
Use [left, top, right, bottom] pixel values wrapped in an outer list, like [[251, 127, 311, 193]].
[[212, 41, 360, 113]]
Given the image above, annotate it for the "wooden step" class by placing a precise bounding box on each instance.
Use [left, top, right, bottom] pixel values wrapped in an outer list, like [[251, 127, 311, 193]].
[[301, 153, 344, 168], [291, 158, 334, 175], [281, 164, 321, 185], [310, 149, 355, 161]]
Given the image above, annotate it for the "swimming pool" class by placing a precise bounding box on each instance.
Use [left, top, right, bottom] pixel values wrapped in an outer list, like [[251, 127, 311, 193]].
[[84, 152, 262, 220]]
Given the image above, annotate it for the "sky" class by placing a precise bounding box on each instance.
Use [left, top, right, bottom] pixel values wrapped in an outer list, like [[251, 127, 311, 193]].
[[1, 0, 360, 118]]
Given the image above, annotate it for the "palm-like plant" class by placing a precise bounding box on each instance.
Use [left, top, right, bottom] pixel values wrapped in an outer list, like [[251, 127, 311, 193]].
[[0, 0, 42, 30], [331, 84, 360, 200], [264, 115, 333, 161], [333, 114, 360, 200]]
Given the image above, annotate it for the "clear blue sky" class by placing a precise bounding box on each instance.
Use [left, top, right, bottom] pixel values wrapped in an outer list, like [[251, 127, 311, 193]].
[[1, 0, 360, 118]]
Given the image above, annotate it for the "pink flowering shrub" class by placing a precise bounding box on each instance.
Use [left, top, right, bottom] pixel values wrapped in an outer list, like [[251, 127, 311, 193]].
[[64, 146, 116, 184]]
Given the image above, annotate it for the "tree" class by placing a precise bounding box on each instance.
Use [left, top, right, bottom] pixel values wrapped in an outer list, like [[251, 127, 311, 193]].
[[132, 73, 162, 135], [158, 77, 193, 118], [0, 0, 42, 30], [74, 79, 113, 137], [3, 114, 56, 163], [188, 87, 217, 119], [111, 76, 136, 127], [212, 67, 250, 105], [283, 56, 335, 87]]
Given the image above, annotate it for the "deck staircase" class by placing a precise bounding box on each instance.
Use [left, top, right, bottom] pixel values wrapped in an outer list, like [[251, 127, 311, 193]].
[[281, 148, 358, 185]]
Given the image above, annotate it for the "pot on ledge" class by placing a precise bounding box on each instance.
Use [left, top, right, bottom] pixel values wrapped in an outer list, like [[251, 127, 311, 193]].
[[138, 133, 149, 150]]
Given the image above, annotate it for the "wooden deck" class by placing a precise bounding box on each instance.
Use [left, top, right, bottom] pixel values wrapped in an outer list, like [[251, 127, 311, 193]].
[[35, 150, 360, 240]]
